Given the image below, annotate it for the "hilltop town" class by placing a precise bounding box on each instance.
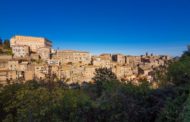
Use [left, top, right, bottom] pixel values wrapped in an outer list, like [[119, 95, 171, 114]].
[[0, 35, 172, 85]]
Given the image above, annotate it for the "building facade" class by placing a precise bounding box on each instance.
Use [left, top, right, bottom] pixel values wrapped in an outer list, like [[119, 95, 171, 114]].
[[55, 50, 91, 64], [37, 47, 51, 60], [10, 35, 52, 52], [112, 54, 126, 64], [12, 45, 30, 58]]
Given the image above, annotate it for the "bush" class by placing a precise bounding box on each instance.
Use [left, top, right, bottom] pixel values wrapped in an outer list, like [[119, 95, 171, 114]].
[[178, 93, 190, 122], [92, 68, 118, 96], [167, 56, 190, 85]]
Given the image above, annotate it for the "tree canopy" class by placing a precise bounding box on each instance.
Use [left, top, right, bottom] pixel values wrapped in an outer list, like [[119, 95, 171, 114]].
[[3, 39, 10, 49]]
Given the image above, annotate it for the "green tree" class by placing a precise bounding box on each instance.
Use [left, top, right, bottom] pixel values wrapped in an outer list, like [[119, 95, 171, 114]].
[[93, 68, 118, 83], [0, 38, 3, 46], [3, 39, 10, 49], [178, 93, 190, 122], [155, 86, 189, 122], [0, 83, 24, 121], [167, 56, 190, 85], [92, 68, 118, 96], [181, 45, 190, 59], [0, 49, 3, 54], [58, 90, 94, 122]]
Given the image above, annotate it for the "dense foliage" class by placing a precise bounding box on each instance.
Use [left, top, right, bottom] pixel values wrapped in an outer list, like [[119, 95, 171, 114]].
[[1, 48, 190, 122], [3, 39, 10, 49], [0, 39, 12, 55], [178, 92, 190, 122]]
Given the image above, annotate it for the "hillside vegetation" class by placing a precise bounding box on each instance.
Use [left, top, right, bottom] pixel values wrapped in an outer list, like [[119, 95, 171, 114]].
[[0, 38, 12, 55]]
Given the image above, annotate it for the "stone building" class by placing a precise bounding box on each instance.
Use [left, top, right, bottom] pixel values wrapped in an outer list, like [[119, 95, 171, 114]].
[[69, 67, 85, 83], [57, 65, 95, 84], [8, 60, 19, 71], [34, 64, 49, 80], [37, 47, 51, 60], [138, 65, 152, 77], [8, 71, 17, 81], [92, 56, 111, 68], [112, 65, 133, 80], [30, 54, 40, 60], [83, 65, 96, 82], [0, 55, 12, 60], [24, 64, 35, 81], [1, 60, 29, 82], [50, 65, 59, 76], [0, 71, 8, 85], [19, 61, 29, 71], [12, 45, 30, 58], [58, 65, 72, 81], [99, 53, 112, 60], [55, 50, 91, 64], [0, 60, 8, 71], [47, 59, 60, 66], [125, 56, 141, 66], [10, 35, 52, 52], [24, 71, 34, 81], [0, 60, 11, 84], [112, 54, 126, 64]]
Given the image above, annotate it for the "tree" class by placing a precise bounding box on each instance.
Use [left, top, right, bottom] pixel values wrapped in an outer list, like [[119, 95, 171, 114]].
[[0, 38, 2, 46], [3, 39, 10, 49], [155, 86, 189, 122], [92, 68, 118, 96], [0, 81, 63, 122], [0, 83, 24, 121], [58, 90, 94, 122], [93, 68, 118, 83], [167, 56, 190, 85], [178, 93, 190, 122], [188, 45, 190, 52], [151, 65, 168, 87], [0, 49, 3, 54], [181, 45, 190, 58]]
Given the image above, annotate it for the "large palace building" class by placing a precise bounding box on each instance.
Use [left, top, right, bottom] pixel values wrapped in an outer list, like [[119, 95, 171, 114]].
[[10, 35, 52, 52]]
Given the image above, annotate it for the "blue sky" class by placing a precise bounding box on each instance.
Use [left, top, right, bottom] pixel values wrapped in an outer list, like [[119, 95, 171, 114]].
[[0, 0, 190, 56]]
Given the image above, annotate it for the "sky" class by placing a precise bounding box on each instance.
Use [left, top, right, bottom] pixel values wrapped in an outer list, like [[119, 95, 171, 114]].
[[0, 0, 190, 56]]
